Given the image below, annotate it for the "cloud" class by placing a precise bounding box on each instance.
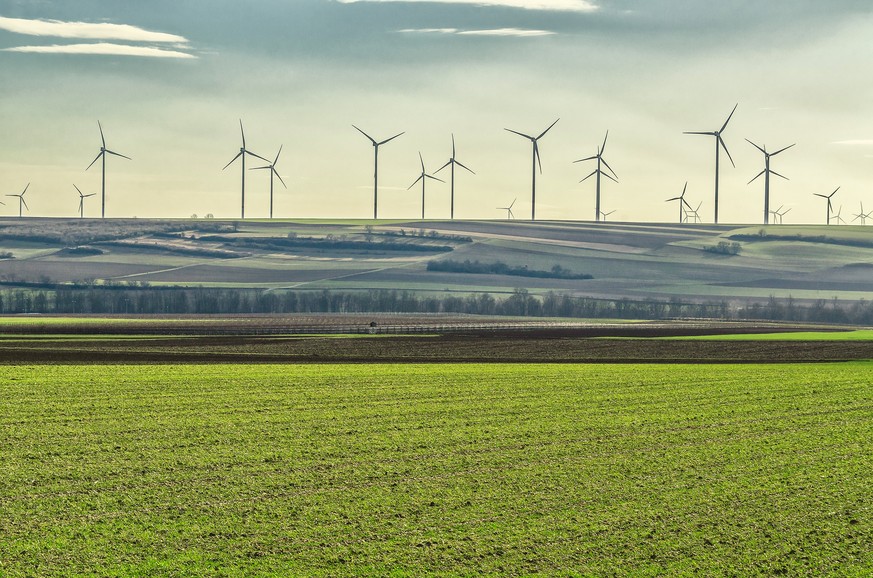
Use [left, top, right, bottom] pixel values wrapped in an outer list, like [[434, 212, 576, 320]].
[[338, 0, 597, 12], [831, 140, 873, 146], [3, 43, 197, 59], [458, 28, 555, 36], [0, 16, 188, 43], [399, 27, 555, 37]]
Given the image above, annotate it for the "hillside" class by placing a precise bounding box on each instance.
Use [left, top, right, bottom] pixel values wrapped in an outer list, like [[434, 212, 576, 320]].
[[0, 217, 871, 306]]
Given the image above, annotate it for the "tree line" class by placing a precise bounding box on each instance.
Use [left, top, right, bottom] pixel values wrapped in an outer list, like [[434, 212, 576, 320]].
[[0, 286, 870, 324]]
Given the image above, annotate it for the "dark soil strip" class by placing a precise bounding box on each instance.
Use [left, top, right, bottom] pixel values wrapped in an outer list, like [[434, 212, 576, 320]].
[[1, 335, 870, 364]]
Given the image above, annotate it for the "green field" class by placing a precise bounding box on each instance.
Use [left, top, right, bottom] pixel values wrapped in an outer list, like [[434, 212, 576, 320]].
[[2, 363, 870, 576], [669, 330, 873, 341]]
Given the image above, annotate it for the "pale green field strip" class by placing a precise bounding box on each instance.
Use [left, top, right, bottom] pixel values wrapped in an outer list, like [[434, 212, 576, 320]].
[[1, 363, 869, 576], [665, 330, 873, 341]]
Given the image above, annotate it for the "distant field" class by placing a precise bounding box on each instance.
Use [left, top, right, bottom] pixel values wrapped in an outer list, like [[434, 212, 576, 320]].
[[668, 330, 873, 341], [1, 218, 872, 304], [2, 363, 869, 576]]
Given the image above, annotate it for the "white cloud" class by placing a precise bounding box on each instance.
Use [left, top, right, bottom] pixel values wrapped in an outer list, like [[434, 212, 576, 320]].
[[399, 27, 555, 36], [0, 16, 188, 43], [338, 0, 597, 12], [831, 140, 873, 146], [458, 27, 555, 36], [3, 43, 197, 59], [398, 28, 460, 34]]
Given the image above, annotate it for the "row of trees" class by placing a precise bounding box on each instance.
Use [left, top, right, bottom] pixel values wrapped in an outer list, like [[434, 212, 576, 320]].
[[0, 286, 869, 324]]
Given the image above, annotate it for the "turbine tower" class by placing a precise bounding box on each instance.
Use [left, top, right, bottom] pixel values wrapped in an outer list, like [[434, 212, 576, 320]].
[[86, 121, 130, 219], [497, 198, 516, 220], [747, 140, 794, 224], [6, 183, 29, 218], [574, 131, 618, 222], [685, 104, 737, 224], [434, 134, 475, 220], [665, 182, 692, 223], [223, 120, 269, 219], [73, 184, 96, 219], [505, 118, 560, 221], [407, 152, 445, 220], [813, 187, 839, 225], [353, 125, 404, 220], [251, 146, 287, 219]]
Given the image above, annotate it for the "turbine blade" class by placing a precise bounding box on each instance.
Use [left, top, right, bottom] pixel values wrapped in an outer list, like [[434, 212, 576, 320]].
[[536, 118, 560, 140], [407, 175, 423, 190], [273, 145, 283, 165], [573, 155, 597, 163], [273, 168, 287, 189], [222, 151, 243, 170], [720, 103, 738, 133], [830, 186, 840, 197], [352, 125, 376, 144], [21, 183, 30, 196], [509, 198, 516, 209], [86, 151, 103, 171], [603, 172, 618, 184], [682, 182, 688, 196], [419, 151, 425, 173], [245, 150, 271, 163], [600, 157, 618, 179], [378, 132, 404, 146], [748, 169, 766, 184], [719, 136, 736, 168], [239, 119, 246, 148], [249, 165, 271, 171], [104, 149, 131, 160], [73, 184, 84, 196], [534, 142, 543, 174], [770, 170, 789, 181], [665, 196, 681, 202], [505, 128, 533, 139], [813, 193, 828, 199], [684, 131, 716, 136], [21, 198, 29, 211], [745, 139, 766, 155], [580, 170, 597, 183], [85, 193, 96, 198], [452, 133, 456, 158], [434, 160, 452, 174], [601, 130, 609, 153], [425, 174, 445, 183], [98, 120, 105, 147], [454, 160, 475, 174], [771, 143, 795, 156]]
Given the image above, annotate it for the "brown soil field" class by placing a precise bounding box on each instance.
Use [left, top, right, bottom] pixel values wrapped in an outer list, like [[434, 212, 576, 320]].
[[0, 315, 868, 364]]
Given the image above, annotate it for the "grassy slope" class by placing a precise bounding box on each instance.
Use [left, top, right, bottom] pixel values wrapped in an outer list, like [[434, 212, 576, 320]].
[[2, 363, 870, 576]]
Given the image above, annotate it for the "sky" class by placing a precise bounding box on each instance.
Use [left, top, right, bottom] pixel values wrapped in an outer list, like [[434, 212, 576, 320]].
[[1, 0, 872, 223]]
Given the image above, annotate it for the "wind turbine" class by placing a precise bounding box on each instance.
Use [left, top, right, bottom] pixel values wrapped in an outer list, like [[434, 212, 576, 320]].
[[684, 104, 737, 224], [407, 152, 445, 220], [599, 209, 616, 222], [353, 125, 404, 220], [6, 183, 29, 218], [223, 120, 269, 220], [852, 202, 871, 225], [574, 131, 618, 222], [686, 201, 703, 224], [747, 140, 794, 224], [813, 187, 839, 225], [250, 145, 287, 219], [834, 205, 846, 225], [86, 121, 130, 219], [665, 182, 692, 223], [497, 198, 516, 220], [775, 206, 791, 224], [73, 184, 96, 219], [505, 118, 560, 221], [434, 134, 475, 220]]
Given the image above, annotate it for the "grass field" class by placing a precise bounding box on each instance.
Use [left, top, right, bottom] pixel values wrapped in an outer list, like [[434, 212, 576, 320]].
[[2, 363, 870, 576]]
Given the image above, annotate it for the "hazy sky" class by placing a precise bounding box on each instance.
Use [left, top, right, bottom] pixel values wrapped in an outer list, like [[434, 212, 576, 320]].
[[1, 0, 872, 222]]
